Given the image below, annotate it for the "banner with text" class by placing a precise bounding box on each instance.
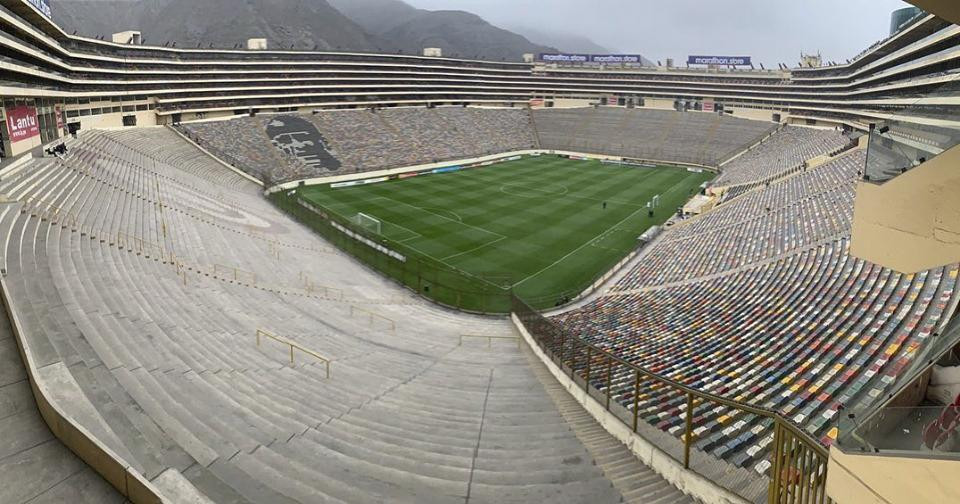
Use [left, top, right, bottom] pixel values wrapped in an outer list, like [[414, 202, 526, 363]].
[[5, 105, 41, 143], [687, 55, 752, 66], [539, 53, 644, 64], [26, 0, 52, 19]]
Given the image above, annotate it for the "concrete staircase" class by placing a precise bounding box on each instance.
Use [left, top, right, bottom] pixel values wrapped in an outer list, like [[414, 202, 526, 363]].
[[525, 345, 697, 504]]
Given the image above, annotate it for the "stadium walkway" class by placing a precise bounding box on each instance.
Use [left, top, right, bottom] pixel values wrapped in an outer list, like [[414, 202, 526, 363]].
[[0, 300, 124, 504]]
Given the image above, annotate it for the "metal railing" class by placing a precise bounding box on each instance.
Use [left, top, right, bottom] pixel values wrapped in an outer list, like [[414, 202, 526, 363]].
[[214, 263, 257, 284], [117, 232, 166, 261], [349, 305, 396, 333], [256, 329, 331, 379], [512, 295, 831, 504], [458, 334, 521, 348], [300, 272, 344, 300]]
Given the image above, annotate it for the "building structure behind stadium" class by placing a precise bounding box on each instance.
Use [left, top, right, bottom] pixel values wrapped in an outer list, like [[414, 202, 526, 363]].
[[1, 0, 960, 502]]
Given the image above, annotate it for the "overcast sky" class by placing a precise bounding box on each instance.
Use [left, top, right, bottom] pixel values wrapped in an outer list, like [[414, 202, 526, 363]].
[[404, 0, 915, 66]]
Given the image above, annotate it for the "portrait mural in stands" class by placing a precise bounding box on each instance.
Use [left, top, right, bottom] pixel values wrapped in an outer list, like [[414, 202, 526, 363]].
[[266, 116, 342, 172]]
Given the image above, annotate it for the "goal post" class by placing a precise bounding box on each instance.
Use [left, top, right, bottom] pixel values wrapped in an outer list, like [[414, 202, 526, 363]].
[[353, 212, 382, 235]]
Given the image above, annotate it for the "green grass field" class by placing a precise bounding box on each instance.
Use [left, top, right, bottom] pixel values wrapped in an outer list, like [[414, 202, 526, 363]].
[[280, 156, 713, 312]]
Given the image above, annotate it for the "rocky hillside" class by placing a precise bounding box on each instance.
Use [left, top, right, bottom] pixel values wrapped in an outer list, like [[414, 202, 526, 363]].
[[53, 0, 626, 61], [54, 0, 380, 50]]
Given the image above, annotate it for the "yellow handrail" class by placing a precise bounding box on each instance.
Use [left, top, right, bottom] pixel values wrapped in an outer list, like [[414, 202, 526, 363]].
[[117, 232, 166, 261], [511, 295, 831, 504], [214, 264, 257, 284], [299, 272, 344, 300], [459, 334, 521, 348], [256, 329, 330, 379], [349, 305, 396, 333]]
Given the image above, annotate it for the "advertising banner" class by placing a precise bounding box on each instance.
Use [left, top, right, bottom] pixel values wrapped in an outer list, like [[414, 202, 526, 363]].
[[539, 53, 590, 63], [431, 166, 462, 174], [55, 105, 64, 131], [330, 176, 389, 189], [590, 54, 643, 64], [5, 105, 41, 143], [26, 0, 52, 19], [539, 53, 644, 64], [687, 55, 752, 66]]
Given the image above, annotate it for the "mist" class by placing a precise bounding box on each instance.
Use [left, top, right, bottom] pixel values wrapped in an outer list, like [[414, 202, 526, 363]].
[[404, 0, 915, 66]]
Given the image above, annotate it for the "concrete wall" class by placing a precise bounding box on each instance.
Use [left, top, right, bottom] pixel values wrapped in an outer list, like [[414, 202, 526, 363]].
[[646, 98, 676, 110], [551, 98, 596, 108], [0, 276, 164, 503], [726, 107, 777, 123], [68, 110, 158, 131], [7, 134, 43, 157], [850, 142, 960, 273], [827, 447, 960, 504]]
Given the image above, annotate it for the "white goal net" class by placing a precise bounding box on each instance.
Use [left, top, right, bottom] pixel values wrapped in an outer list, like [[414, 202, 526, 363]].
[[353, 212, 382, 235]]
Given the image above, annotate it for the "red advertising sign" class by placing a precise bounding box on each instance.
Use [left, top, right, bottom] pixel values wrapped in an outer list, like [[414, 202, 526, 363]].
[[6, 106, 40, 143], [55, 105, 64, 131]]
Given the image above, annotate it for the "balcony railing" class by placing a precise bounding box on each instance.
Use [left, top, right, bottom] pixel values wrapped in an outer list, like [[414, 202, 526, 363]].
[[512, 294, 832, 504]]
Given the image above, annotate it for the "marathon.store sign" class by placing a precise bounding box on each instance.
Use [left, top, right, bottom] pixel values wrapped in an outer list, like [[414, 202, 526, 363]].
[[5, 105, 41, 143], [539, 53, 643, 64], [26, 0, 52, 19], [687, 55, 752, 66]]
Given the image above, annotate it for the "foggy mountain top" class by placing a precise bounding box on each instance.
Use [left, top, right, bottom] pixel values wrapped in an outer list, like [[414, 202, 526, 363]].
[[404, 0, 915, 66]]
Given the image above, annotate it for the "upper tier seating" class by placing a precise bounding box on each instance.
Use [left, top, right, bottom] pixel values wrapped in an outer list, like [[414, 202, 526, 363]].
[[0, 128, 698, 503], [714, 126, 851, 187], [623, 152, 863, 288], [533, 108, 776, 166], [554, 147, 960, 475], [180, 107, 538, 184]]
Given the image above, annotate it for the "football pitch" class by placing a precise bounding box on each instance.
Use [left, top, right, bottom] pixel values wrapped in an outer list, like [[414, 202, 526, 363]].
[[286, 156, 713, 311]]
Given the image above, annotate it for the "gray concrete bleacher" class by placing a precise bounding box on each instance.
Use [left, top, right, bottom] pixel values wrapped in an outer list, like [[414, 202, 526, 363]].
[[533, 108, 776, 166], [0, 130, 698, 503], [715, 126, 850, 187], [180, 107, 539, 184]]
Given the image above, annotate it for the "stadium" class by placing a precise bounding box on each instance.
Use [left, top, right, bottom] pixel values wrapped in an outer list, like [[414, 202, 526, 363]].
[[0, 0, 958, 503]]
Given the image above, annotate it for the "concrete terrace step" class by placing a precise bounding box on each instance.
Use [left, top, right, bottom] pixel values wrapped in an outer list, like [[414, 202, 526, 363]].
[[524, 342, 697, 504]]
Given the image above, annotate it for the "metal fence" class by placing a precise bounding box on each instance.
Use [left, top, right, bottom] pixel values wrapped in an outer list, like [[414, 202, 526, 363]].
[[271, 192, 514, 314], [512, 294, 832, 504]]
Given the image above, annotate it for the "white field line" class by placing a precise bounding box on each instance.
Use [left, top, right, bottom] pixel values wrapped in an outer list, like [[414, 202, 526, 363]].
[[441, 236, 508, 262], [512, 172, 699, 288]]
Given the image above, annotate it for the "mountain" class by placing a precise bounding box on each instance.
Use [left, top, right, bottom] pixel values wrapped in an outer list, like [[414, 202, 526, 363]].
[[55, 0, 380, 50], [55, 0, 555, 60], [507, 25, 613, 55], [331, 0, 559, 60]]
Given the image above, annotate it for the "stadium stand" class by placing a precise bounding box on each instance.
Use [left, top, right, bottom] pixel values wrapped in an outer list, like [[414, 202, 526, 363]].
[[533, 108, 776, 166], [629, 151, 863, 287], [180, 107, 539, 183], [554, 146, 960, 474], [715, 126, 852, 187], [0, 128, 695, 503]]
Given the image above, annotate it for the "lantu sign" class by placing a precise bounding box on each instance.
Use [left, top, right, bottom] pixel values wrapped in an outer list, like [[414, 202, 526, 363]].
[[6, 106, 41, 143]]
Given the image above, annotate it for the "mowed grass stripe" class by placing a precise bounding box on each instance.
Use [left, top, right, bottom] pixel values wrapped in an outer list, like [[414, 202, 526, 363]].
[[301, 157, 713, 307]]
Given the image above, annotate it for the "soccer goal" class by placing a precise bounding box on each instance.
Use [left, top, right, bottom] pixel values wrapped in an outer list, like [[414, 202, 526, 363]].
[[353, 212, 382, 235]]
